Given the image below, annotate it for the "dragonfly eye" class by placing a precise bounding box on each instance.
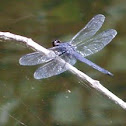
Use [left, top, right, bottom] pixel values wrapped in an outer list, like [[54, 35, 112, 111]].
[[52, 40, 61, 47]]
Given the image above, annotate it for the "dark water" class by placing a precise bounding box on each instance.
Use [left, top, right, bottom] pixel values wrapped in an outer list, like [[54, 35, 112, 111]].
[[0, 0, 126, 125]]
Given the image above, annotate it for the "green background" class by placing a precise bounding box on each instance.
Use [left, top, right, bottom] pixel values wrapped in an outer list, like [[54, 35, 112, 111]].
[[0, 0, 126, 125]]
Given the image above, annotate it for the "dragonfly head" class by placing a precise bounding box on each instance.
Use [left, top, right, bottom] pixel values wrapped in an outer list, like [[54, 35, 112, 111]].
[[52, 40, 61, 47]]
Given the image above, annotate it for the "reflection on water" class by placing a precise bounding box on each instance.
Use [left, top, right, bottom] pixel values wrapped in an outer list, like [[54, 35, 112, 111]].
[[52, 88, 84, 125], [0, 0, 126, 126]]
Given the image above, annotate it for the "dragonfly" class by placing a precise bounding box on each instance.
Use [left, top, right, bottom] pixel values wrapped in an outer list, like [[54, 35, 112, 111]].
[[19, 14, 117, 79]]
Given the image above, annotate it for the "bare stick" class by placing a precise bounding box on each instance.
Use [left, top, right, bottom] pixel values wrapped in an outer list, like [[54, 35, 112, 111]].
[[0, 32, 126, 110]]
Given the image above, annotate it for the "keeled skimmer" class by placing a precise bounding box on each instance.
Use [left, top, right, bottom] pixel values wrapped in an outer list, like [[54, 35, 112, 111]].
[[19, 14, 117, 79]]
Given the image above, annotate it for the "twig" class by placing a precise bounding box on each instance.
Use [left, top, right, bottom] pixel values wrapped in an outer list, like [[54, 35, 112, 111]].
[[0, 32, 126, 110]]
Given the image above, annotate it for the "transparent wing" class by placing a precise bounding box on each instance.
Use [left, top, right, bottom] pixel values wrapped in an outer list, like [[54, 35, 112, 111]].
[[19, 46, 63, 66], [19, 51, 53, 66], [69, 14, 105, 45], [34, 54, 76, 79], [75, 29, 117, 57]]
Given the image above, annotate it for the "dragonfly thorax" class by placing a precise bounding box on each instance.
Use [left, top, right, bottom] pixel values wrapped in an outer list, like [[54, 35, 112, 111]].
[[52, 40, 61, 47]]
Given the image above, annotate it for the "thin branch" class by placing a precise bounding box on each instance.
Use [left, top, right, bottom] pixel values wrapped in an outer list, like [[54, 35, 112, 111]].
[[0, 32, 126, 110]]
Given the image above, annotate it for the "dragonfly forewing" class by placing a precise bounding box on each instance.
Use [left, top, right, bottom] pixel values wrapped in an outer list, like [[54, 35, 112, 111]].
[[70, 14, 105, 46], [19, 51, 54, 66], [19, 46, 65, 66]]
